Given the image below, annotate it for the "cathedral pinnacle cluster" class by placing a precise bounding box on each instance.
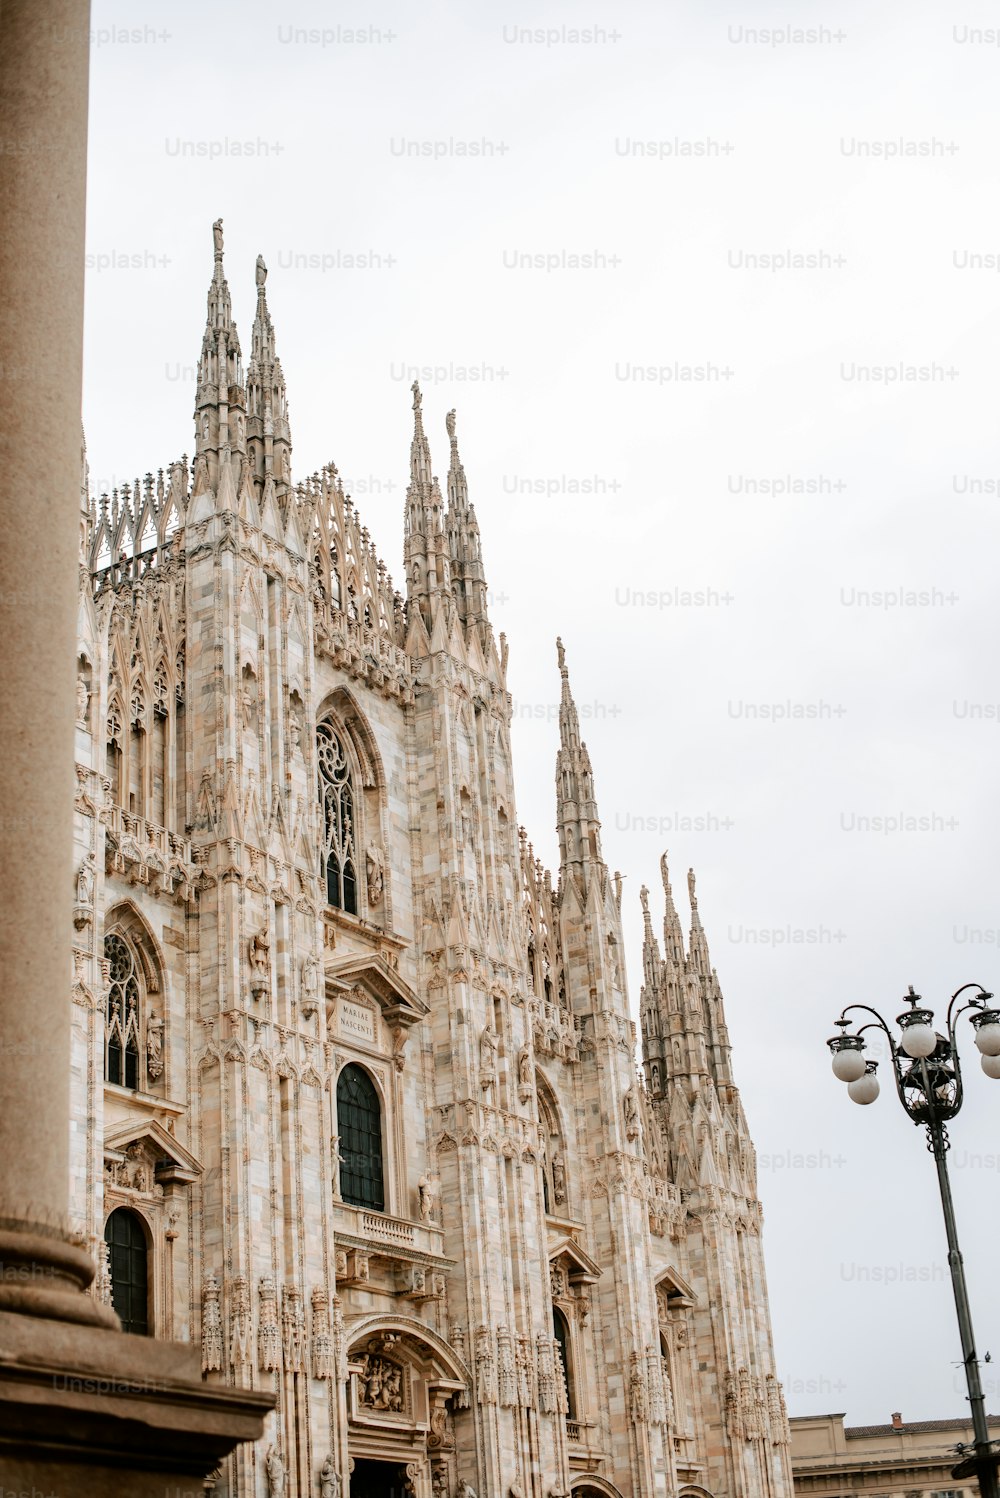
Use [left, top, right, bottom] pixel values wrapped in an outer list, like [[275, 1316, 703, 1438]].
[[70, 222, 791, 1498]]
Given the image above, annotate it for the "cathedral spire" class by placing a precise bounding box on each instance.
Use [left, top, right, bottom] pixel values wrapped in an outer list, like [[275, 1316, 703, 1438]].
[[555, 637, 603, 870], [687, 867, 712, 977], [194, 219, 244, 495], [403, 383, 448, 628], [444, 408, 490, 632], [245, 253, 292, 500], [660, 851, 686, 970]]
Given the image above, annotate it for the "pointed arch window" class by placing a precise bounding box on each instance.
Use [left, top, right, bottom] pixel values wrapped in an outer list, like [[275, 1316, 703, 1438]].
[[336, 1064, 384, 1211], [105, 932, 142, 1089], [105, 1208, 149, 1335], [318, 721, 358, 914]]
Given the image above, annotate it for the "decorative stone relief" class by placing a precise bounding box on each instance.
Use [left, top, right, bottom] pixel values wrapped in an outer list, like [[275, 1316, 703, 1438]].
[[497, 1326, 517, 1408], [475, 1324, 496, 1405], [230, 1274, 252, 1375], [249, 927, 270, 1000], [202, 1270, 223, 1372], [311, 1286, 334, 1379], [258, 1275, 280, 1371], [282, 1283, 305, 1372], [358, 1352, 405, 1413]]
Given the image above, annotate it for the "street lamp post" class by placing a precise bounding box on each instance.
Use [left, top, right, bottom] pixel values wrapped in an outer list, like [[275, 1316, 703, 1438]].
[[827, 984, 1000, 1498]]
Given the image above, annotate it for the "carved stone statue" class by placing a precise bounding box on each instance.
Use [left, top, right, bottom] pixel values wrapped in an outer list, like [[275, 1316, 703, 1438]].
[[623, 1088, 640, 1140], [300, 950, 320, 1017], [319, 1456, 340, 1497], [249, 928, 270, 999], [551, 1153, 566, 1206], [76, 853, 95, 907], [256, 253, 267, 288], [418, 1173, 439, 1223], [265, 1445, 285, 1497], [212, 217, 224, 256], [241, 673, 258, 729], [76, 674, 90, 726], [517, 1047, 533, 1093], [366, 839, 384, 906], [146, 1012, 164, 1081], [480, 1024, 498, 1087]]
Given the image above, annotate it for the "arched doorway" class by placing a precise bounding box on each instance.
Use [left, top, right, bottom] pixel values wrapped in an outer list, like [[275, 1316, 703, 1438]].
[[104, 1207, 149, 1335]]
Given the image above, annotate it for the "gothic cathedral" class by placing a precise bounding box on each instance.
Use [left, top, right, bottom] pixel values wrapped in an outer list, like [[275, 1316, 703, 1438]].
[[69, 223, 792, 1498]]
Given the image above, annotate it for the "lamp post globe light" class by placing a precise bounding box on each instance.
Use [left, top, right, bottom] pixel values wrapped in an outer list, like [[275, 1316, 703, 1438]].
[[826, 984, 1000, 1498]]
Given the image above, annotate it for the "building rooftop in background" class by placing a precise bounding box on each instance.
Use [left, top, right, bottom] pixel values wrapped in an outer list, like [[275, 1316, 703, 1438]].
[[791, 1410, 1000, 1498]]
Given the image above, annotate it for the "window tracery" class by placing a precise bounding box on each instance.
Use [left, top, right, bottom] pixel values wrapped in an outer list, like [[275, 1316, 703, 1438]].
[[318, 720, 358, 914]]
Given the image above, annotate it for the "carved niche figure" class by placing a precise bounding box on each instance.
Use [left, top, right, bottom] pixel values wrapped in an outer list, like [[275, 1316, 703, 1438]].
[[249, 928, 270, 1000], [479, 1024, 499, 1089], [366, 838, 385, 906], [146, 1012, 164, 1081], [241, 672, 258, 730], [76, 853, 95, 909], [76, 674, 90, 726], [551, 1153, 566, 1206], [300, 950, 320, 1018], [265, 1445, 285, 1497], [289, 702, 304, 754], [319, 1456, 340, 1497], [516, 1047, 533, 1098], [549, 1262, 568, 1301]]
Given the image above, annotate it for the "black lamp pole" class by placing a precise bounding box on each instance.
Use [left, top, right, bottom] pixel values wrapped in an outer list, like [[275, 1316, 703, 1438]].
[[827, 985, 1000, 1498]]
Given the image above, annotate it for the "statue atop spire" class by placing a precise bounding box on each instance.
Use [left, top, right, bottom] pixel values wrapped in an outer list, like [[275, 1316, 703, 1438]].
[[688, 867, 698, 912], [194, 218, 242, 491], [246, 247, 291, 498]]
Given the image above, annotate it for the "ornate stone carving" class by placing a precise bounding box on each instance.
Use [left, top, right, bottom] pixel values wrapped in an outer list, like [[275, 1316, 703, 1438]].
[[629, 1350, 648, 1423], [282, 1283, 306, 1372], [551, 1152, 566, 1206], [358, 1352, 404, 1413], [517, 1046, 533, 1101], [146, 1011, 164, 1081], [475, 1324, 496, 1405], [319, 1456, 340, 1497], [258, 1275, 280, 1370], [230, 1274, 252, 1374], [202, 1270, 223, 1372], [497, 1326, 516, 1408], [536, 1334, 556, 1414], [311, 1286, 334, 1379]]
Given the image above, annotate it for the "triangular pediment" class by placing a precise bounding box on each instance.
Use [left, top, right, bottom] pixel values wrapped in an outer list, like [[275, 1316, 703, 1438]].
[[104, 1118, 202, 1184], [655, 1264, 697, 1307], [548, 1233, 601, 1282], [325, 951, 428, 1028]]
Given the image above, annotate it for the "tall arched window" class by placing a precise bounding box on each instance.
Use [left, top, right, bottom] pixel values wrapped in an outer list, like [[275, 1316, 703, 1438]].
[[105, 1208, 149, 1335], [553, 1306, 575, 1417], [336, 1064, 384, 1211], [105, 933, 142, 1090], [318, 721, 358, 914]]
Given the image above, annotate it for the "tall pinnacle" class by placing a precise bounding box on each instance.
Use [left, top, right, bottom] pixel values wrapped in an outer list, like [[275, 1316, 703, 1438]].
[[403, 383, 448, 626], [555, 637, 602, 869], [194, 218, 244, 494], [409, 381, 433, 496], [444, 407, 490, 632], [245, 251, 292, 497]]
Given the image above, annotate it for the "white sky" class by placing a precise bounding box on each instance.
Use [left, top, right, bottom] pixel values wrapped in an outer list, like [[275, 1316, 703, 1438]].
[[84, 0, 1000, 1428]]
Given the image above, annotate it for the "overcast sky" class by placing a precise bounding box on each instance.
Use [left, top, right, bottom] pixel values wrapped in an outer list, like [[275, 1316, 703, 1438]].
[[83, 0, 1000, 1427]]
